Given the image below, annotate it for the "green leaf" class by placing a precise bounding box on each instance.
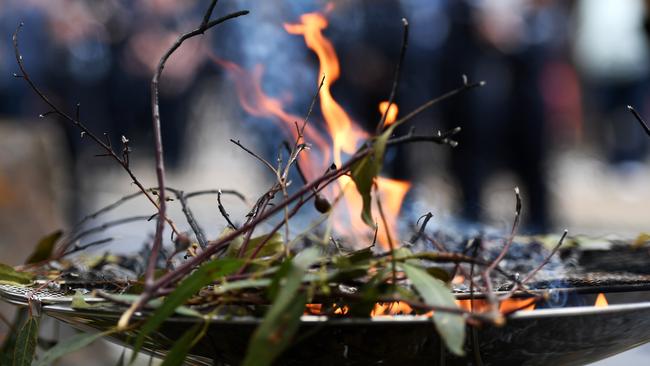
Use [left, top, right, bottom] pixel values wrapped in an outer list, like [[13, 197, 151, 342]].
[[160, 323, 203, 366], [71, 290, 92, 309], [401, 262, 465, 356], [225, 231, 284, 259], [242, 248, 320, 366], [350, 124, 396, 227], [0, 309, 27, 366], [13, 315, 40, 366], [131, 258, 243, 358], [34, 330, 112, 366], [0, 263, 33, 285], [25, 230, 63, 264]]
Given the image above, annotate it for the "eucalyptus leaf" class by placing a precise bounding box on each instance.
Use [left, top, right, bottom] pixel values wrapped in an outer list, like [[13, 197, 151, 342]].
[[71, 290, 92, 309], [13, 315, 40, 366], [160, 323, 202, 366], [0, 309, 27, 366], [242, 248, 320, 366], [226, 232, 284, 259], [25, 230, 63, 264], [34, 330, 113, 366], [0, 263, 33, 285], [401, 262, 465, 356], [131, 258, 243, 358]]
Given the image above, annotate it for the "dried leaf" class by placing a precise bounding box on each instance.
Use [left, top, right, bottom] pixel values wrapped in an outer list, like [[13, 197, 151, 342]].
[[242, 248, 320, 366], [160, 323, 203, 366], [34, 330, 113, 366], [25, 230, 63, 264], [0, 263, 33, 285], [131, 258, 243, 358], [401, 262, 465, 356], [633, 232, 650, 248], [350, 125, 396, 227], [13, 315, 40, 366]]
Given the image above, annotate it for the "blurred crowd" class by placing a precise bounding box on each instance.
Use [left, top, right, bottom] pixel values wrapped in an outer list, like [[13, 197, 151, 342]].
[[1, 0, 650, 235]]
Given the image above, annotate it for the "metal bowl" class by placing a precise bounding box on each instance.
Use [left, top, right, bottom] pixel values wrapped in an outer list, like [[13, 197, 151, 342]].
[[3, 284, 650, 365]]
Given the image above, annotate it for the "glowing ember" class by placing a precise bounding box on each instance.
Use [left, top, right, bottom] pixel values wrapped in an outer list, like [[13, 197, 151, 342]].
[[499, 298, 536, 313], [379, 101, 399, 126], [595, 293, 608, 307], [370, 301, 414, 317]]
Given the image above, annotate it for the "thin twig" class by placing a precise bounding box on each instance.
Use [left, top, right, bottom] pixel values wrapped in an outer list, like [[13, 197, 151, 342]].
[[375, 187, 397, 286], [408, 212, 433, 245], [64, 237, 114, 256], [230, 139, 278, 176], [166, 188, 208, 248], [627, 105, 650, 136], [393, 78, 484, 128], [376, 18, 409, 134], [145, 3, 249, 288], [217, 190, 238, 229], [13, 24, 181, 250]]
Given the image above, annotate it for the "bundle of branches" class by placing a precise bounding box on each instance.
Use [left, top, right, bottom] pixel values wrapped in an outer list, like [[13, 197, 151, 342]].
[[0, 1, 572, 365]]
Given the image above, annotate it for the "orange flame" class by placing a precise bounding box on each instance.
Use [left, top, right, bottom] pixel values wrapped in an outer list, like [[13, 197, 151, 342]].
[[595, 293, 608, 307], [370, 301, 414, 316], [499, 298, 536, 313], [207, 55, 330, 180], [379, 101, 399, 126], [211, 11, 411, 250], [284, 13, 366, 167]]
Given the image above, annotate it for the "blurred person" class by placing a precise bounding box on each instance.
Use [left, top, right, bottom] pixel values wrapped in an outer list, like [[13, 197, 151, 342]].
[[572, 0, 650, 169], [438, 0, 567, 233]]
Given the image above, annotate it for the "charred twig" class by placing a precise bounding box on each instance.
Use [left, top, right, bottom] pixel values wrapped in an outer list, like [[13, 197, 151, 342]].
[[502, 230, 568, 298], [376, 18, 409, 134], [63, 237, 114, 256], [408, 212, 433, 245], [145, 3, 249, 288], [627, 105, 650, 136], [217, 190, 237, 230], [166, 188, 208, 249]]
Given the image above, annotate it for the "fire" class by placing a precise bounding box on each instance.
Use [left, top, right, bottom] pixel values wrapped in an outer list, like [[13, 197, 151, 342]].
[[595, 293, 608, 307], [211, 10, 411, 250], [499, 298, 536, 313], [207, 55, 330, 180], [284, 13, 366, 166], [379, 101, 399, 126], [370, 301, 414, 317]]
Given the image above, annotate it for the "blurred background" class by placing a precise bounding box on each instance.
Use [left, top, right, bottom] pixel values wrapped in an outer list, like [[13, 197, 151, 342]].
[[1, 0, 650, 364]]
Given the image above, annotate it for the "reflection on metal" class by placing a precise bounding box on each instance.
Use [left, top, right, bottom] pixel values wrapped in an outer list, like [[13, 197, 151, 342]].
[[2, 283, 650, 365]]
